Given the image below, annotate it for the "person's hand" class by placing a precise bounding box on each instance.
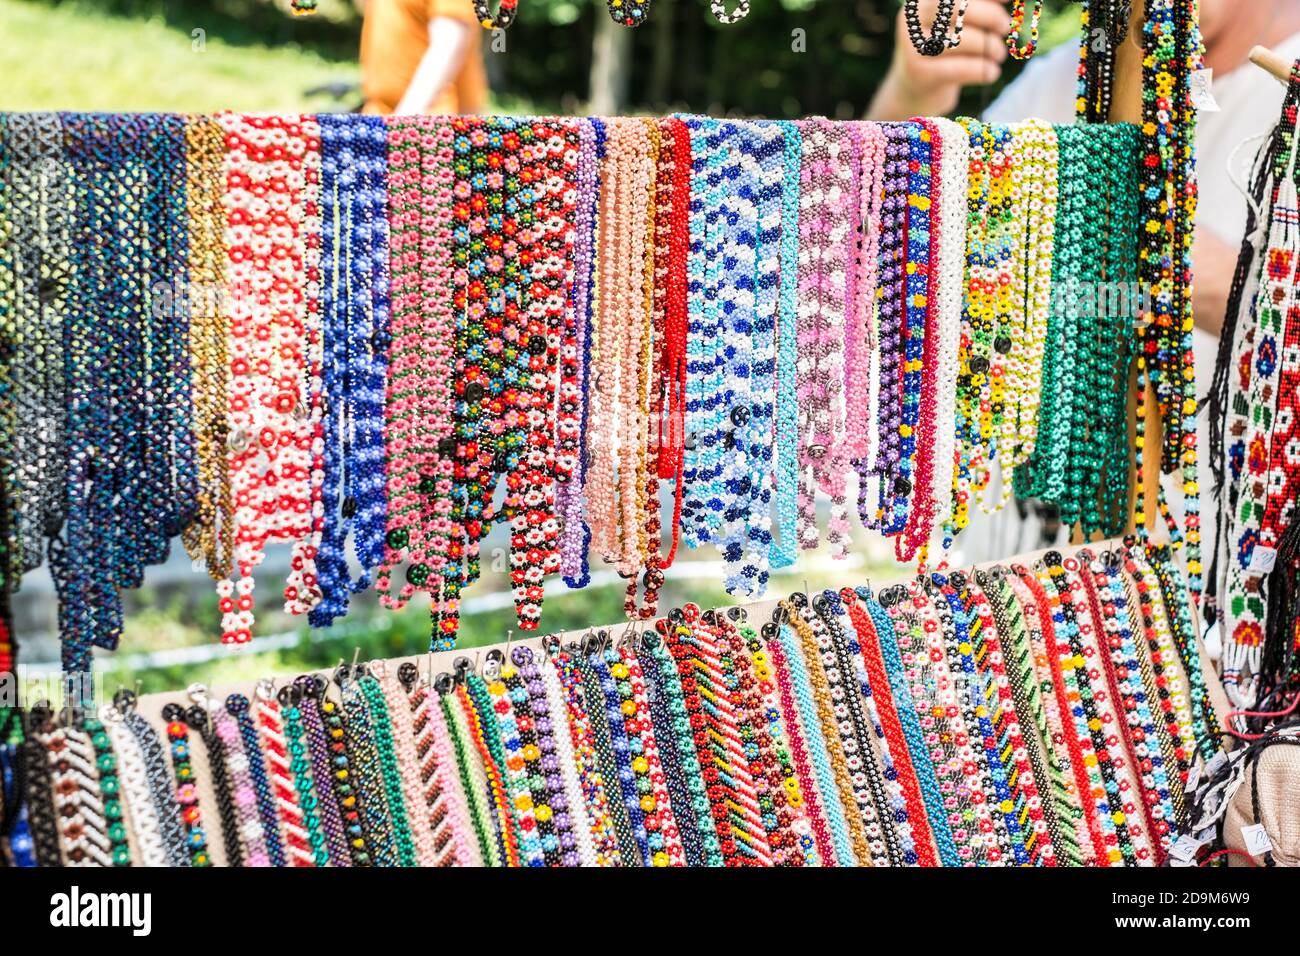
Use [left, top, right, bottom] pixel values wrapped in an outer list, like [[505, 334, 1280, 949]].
[[867, 0, 1012, 122]]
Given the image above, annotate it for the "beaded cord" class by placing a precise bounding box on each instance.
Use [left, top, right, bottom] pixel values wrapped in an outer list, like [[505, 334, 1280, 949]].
[[840, 589, 940, 866], [340, 678, 400, 866], [211, 698, 269, 866], [769, 615, 856, 866], [544, 646, 623, 865], [80, 715, 132, 866], [104, 709, 170, 867], [296, 676, 360, 865], [983, 571, 1077, 866], [123, 708, 191, 866], [356, 673, 419, 865], [161, 705, 212, 867]]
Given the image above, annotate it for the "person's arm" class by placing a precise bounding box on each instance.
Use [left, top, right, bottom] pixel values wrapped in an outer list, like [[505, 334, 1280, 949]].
[[1192, 225, 1238, 337], [867, 0, 1011, 121], [393, 16, 472, 115]]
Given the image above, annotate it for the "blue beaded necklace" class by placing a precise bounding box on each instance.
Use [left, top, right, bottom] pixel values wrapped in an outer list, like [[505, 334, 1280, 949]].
[[771, 120, 802, 571], [312, 114, 390, 627]]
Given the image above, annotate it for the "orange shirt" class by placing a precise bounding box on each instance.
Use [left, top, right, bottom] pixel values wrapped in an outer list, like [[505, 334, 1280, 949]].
[[360, 0, 488, 116]]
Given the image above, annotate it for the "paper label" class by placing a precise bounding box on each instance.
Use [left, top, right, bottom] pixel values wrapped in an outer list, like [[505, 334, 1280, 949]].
[[1242, 823, 1273, 856], [1169, 834, 1203, 863], [1185, 760, 1201, 794], [1191, 69, 1220, 112], [1248, 545, 1277, 574], [1206, 750, 1230, 778]]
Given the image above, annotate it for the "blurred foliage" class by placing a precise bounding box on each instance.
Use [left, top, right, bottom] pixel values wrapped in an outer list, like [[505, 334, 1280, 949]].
[[14, 0, 1085, 116]]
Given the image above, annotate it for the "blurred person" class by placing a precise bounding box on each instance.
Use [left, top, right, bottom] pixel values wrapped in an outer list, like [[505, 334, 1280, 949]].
[[359, 0, 487, 115], [868, 0, 1300, 335]]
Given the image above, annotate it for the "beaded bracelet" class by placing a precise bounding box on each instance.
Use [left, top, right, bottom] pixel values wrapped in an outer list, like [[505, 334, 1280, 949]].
[[1078, 552, 1177, 863], [543, 645, 623, 865], [297, 675, 362, 865], [904, 580, 1003, 864], [40, 720, 113, 866], [583, 648, 653, 865], [252, 686, 314, 867], [19, 712, 63, 866], [784, 597, 878, 865], [485, 658, 546, 866], [276, 686, 332, 866], [81, 715, 132, 866], [638, 633, 708, 865], [103, 708, 170, 867], [339, 677, 400, 867], [839, 589, 939, 866], [209, 698, 268, 866], [122, 708, 191, 866], [928, 574, 1022, 863], [809, 592, 906, 865], [161, 704, 212, 867], [439, 683, 501, 866], [980, 570, 1074, 866], [375, 667, 441, 867], [642, 624, 725, 865], [460, 673, 523, 866]]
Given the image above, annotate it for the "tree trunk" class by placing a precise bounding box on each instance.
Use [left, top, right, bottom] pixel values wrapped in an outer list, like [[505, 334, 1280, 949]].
[[588, 3, 632, 115]]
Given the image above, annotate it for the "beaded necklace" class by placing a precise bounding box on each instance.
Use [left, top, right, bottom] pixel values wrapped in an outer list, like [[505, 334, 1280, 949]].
[[709, 0, 751, 24], [181, 115, 233, 581], [377, 117, 456, 638], [252, 686, 316, 867], [312, 114, 390, 627], [473, 0, 518, 29], [1133, 0, 1203, 601], [772, 120, 803, 567], [216, 114, 323, 644]]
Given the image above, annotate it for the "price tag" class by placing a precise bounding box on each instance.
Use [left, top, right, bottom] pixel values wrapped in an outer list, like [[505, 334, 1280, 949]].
[[1190, 69, 1220, 112], [1242, 823, 1273, 856], [1248, 545, 1277, 574], [1185, 760, 1201, 793]]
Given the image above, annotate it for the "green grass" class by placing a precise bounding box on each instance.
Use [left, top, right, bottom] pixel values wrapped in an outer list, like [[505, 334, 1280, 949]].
[[0, 0, 359, 112]]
